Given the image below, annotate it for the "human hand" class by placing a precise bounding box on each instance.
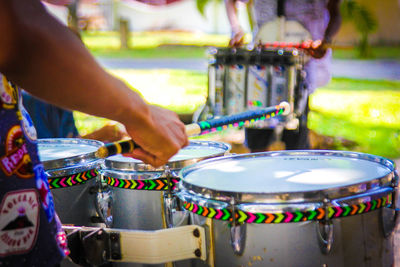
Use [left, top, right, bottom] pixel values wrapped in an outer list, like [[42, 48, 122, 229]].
[[229, 27, 245, 47], [305, 40, 330, 59], [81, 122, 129, 143], [123, 105, 189, 167]]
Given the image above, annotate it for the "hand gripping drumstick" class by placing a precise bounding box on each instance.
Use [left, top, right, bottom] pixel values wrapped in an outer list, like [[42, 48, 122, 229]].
[[95, 101, 290, 158]]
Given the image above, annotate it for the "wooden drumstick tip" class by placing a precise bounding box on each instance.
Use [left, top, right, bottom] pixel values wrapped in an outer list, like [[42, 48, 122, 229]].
[[279, 101, 291, 116], [185, 123, 201, 137], [95, 146, 109, 159]]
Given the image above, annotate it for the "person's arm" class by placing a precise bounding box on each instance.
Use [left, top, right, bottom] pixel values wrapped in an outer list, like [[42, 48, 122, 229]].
[[225, 0, 246, 47], [308, 0, 342, 59], [0, 0, 188, 167]]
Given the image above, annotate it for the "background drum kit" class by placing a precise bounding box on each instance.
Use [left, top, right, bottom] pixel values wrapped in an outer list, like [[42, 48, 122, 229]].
[[38, 21, 399, 267]]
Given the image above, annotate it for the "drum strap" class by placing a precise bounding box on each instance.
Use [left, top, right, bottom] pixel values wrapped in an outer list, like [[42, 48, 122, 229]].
[[63, 225, 206, 265], [48, 169, 98, 189], [183, 193, 393, 224], [104, 176, 179, 191]]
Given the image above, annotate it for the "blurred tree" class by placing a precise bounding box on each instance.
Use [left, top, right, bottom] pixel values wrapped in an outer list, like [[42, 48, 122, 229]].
[[67, 0, 80, 34], [340, 0, 378, 58]]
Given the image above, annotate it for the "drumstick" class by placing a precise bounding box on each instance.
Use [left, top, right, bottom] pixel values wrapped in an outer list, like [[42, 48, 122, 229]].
[[95, 101, 290, 158], [263, 41, 312, 49]]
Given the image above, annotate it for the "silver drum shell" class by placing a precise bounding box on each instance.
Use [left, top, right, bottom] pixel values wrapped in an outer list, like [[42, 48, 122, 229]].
[[38, 138, 104, 227]]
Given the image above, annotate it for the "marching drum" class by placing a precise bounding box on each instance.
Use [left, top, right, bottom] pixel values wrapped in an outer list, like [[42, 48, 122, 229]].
[[200, 46, 305, 129], [99, 140, 231, 231], [178, 150, 398, 267], [38, 138, 104, 226]]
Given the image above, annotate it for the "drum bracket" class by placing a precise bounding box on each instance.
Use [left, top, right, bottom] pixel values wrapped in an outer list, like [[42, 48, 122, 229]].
[[317, 199, 334, 255], [229, 198, 247, 256], [381, 183, 400, 238]]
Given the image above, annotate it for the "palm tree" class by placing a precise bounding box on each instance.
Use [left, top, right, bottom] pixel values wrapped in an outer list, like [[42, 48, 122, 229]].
[[340, 0, 378, 58]]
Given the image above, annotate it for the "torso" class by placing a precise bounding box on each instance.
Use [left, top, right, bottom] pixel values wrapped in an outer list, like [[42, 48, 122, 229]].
[[0, 74, 68, 266]]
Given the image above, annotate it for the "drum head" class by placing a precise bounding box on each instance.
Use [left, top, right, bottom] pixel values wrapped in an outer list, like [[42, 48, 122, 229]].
[[38, 138, 104, 175], [103, 140, 231, 172], [180, 150, 396, 204]]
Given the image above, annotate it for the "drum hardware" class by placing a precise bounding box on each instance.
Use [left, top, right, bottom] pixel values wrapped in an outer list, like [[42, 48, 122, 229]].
[[317, 198, 334, 255], [381, 170, 399, 238], [163, 166, 187, 229], [63, 225, 207, 265], [96, 178, 114, 227], [229, 198, 247, 256]]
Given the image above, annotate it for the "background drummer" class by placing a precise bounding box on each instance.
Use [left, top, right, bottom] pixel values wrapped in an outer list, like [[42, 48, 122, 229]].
[[225, 0, 342, 152], [0, 0, 188, 266]]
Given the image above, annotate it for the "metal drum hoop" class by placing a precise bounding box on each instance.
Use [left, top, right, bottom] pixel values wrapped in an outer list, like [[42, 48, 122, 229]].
[[101, 141, 231, 191], [178, 150, 398, 224], [38, 138, 104, 187]]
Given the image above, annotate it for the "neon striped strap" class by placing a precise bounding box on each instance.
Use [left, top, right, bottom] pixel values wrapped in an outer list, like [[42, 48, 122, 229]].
[[105, 176, 180, 191], [183, 194, 392, 224], [48, 169, 98, 189]]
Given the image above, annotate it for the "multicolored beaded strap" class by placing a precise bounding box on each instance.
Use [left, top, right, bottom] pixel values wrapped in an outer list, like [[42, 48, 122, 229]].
[[183, 194, 392, 224], [105, 176, 180, 191], [48, 169, 98, 189]]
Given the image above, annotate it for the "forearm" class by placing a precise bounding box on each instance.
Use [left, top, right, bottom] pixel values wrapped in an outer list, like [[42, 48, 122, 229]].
[[324, 0, 342, 43], [225, 0, 241, 32], [0, 0, 150, 127]]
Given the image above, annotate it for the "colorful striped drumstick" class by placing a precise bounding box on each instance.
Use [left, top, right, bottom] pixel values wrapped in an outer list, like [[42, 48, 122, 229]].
[[263, 41, 312, 49], [95, 101, 290, 158]]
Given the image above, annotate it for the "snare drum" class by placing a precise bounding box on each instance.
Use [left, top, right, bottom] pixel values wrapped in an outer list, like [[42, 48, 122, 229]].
[[178, 150, 398, 267], [38, 138, 104, 226], [100, 140, 231, 231]]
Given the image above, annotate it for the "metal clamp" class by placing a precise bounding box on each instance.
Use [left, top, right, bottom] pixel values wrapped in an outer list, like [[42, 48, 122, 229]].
[[229, 198, 247, 256], [317, 198, 334, 254]]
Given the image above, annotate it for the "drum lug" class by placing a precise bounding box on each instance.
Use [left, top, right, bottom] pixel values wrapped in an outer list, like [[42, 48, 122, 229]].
[[317, 220, 334, 255], [381, 182, 399, 238], [163, 192, 188, 228], [229, 198, 247, 256], [230, 223, 247, 256], [96, 184, 113, 227], [317, 199, 334, 254]]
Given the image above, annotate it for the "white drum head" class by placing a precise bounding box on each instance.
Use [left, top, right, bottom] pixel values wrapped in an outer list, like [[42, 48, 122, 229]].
[[180, 150, 396, 203], [103, 140, 230, 172], [37, 138, 104, 175]]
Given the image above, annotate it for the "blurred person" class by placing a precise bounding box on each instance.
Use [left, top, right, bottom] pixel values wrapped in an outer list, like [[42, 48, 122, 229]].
[[22, 90, 129, 142], [0, 0, 188, 266], [225, 0, 341, 151]]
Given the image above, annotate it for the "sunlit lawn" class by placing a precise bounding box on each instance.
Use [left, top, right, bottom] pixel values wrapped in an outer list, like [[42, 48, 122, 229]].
[[82, 31, 231, 58], [309, 78, 400, 158], [74, 68, 400, 159]]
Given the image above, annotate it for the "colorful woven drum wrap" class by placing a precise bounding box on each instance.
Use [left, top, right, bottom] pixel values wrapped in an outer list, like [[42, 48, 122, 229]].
[[182, 193, 393, 224], [48, 169, 99, 189], [105, 176, 179, 191]]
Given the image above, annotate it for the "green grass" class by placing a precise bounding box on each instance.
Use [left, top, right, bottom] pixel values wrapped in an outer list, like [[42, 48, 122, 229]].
[[74, 68, 400, 159], [333, 46, 400, 60], [74, 69, 207, 135], [309, 78, 400, 158], [82, 31, 231, 58]]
